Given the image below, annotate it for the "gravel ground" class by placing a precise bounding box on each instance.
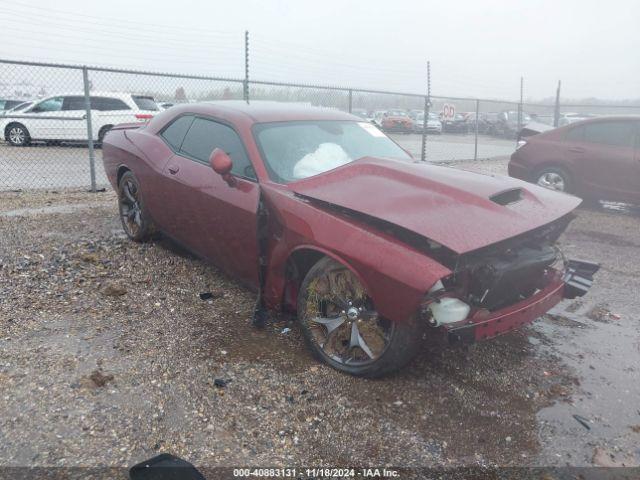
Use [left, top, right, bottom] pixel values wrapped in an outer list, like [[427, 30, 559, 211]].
[[1, 158, 639, 472]]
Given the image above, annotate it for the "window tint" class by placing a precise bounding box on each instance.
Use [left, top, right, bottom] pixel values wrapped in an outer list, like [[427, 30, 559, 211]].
[[132, 95, 159, 111], [91, 97, 130, 111], [33, 97, 63, 112], [180, 117, 255, 179], [565, 125, 584, 142], [160, 115, 194, 151], [1, 100, 22, 110], [62, 96, 87, 111], [582, 121, 635, 147]]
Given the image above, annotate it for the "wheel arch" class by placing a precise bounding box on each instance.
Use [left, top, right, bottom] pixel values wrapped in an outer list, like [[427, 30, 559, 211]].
[[283, 245, 375, 310], [116, 164, 131, 186], [531, 160, 573, 182], [4, 121, 28, 140], [286, 245, 370, 291]]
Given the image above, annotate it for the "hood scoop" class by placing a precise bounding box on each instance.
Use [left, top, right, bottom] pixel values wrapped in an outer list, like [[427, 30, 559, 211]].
[[490, 188, 523, 206], [289, 156, 581, 254]]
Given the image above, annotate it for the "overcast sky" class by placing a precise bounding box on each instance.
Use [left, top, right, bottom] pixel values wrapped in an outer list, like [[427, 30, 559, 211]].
[[1, 0, 638, 101]]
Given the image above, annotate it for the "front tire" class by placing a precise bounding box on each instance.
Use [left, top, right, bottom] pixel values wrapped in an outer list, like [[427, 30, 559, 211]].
[[6, 123, 30, 146], [297, 257, 422, 377], [535, 166, 573, 194], [118, 171, 155, 242]]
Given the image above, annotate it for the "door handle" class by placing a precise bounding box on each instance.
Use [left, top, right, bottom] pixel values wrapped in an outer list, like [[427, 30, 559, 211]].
[[568, 147, 585, 153], [168, 165, 180, 174]]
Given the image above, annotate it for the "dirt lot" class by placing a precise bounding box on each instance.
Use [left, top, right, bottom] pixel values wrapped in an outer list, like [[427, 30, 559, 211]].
[[1, 158, 639, 471]]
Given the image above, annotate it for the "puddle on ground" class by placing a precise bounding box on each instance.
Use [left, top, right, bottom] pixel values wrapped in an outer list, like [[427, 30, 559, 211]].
[[534, 306, 640, 466]]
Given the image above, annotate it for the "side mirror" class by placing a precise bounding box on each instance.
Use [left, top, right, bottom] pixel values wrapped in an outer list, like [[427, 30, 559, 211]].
[[209, 148, 236, 187]]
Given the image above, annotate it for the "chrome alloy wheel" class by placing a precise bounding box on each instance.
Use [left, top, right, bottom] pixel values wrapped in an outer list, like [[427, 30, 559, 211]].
[[303, 266, 394, 366], [118, 178, 143, 237], [536, 171, 566, 191]]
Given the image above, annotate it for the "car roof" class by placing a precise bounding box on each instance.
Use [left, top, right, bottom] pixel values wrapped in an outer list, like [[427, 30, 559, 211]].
[[563, 115, 640, 127], [159, 100, 360, 124], [38, 92, 151, 99]]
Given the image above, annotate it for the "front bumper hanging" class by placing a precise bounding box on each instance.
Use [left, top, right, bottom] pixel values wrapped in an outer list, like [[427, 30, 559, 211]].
[[443, 259, 599, 344]]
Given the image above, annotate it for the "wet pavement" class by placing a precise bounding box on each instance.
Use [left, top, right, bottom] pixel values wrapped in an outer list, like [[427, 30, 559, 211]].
[[0, 159, 639, 469]]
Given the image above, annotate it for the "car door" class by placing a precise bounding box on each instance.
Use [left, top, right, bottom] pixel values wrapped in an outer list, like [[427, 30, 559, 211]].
[[159, 116, 260, 287], [25, 96, 65, 139], [564, 120, 638, 202], [60, 96, 91, 139]]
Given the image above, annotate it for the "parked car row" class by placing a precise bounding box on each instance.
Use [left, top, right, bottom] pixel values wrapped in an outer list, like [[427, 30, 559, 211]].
[[0, 92, 159, 146]]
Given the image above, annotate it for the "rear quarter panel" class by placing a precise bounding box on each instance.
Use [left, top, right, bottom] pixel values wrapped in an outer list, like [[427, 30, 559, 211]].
[[102, 126, 174, 224]]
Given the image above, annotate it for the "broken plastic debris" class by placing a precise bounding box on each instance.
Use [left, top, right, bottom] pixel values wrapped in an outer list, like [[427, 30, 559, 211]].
[[213, 378, 229, 388], [573, 414, 591, 430], [281, 327, 291, 334]]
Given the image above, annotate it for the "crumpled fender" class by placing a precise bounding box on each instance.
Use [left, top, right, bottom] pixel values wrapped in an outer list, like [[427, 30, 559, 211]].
[[260, 185, 452, 323]]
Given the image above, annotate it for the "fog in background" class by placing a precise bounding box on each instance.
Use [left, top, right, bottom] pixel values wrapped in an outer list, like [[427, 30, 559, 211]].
[[0, 0, 638, 101]]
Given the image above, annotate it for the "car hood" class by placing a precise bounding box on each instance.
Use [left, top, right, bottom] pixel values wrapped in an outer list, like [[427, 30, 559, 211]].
[[289, 157, 581, 254]]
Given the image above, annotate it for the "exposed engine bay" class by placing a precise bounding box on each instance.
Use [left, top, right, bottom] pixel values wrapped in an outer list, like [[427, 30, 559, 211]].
[[441, 215, 571, 312]]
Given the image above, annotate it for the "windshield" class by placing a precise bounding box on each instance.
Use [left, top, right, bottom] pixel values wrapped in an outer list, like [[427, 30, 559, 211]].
[[254, 120, 411, 183]]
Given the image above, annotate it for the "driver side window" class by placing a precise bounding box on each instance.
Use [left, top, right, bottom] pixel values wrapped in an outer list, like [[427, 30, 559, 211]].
[[179, 117, 256, 180], [32, 97, 63, 113]]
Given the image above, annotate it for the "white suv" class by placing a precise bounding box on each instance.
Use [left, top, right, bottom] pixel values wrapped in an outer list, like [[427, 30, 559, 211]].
[[1, 92, 159, 146]]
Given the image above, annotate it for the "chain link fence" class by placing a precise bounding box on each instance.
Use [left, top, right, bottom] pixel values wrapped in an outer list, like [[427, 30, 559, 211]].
[[2, 58, 640, 191]]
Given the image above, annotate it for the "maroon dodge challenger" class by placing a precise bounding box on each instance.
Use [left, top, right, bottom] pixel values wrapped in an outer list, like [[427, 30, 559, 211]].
[[103, 101, 597, 377]]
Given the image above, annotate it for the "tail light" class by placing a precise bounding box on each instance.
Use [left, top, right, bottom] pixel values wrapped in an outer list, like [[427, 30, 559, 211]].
[[135, 114, 154, 121]]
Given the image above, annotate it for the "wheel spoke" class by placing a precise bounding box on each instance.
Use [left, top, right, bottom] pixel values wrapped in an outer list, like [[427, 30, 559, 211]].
[[123, 182, 136, 203], [349, 322, 374, 359], [133, 210, 142, 226], [310, 315, 345, 336]]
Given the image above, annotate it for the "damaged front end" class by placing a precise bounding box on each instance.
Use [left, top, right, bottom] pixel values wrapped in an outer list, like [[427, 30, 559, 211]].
[[419, 217, 599, 343]]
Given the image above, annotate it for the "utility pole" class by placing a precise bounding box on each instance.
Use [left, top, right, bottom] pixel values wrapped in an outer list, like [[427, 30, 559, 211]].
[[553, 80, 561, 127], [420, 61, 431, 162], [244, 30, 250, 103], [517, 76, 524, 145]]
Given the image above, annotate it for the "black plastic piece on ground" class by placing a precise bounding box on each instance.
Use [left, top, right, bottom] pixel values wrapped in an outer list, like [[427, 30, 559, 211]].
[[563, 259, 600, 299], [129, 453, 206, 480]]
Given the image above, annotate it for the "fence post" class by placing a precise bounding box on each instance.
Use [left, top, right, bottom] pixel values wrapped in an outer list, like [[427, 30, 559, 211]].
[[348, 89, 353, 113], [82, 66, 96, 192], [243, 30, 250, 102], [517, 76, 524, 145], [420, 61, 431, 162], [553, 80, 561, 127], [474, 99, 479, 161]]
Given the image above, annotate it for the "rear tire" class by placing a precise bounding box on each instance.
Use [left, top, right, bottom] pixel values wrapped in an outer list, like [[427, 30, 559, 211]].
[[534, 166, 573, 194], [297, 257, 423, 377], [117, 171, 155, 242], [6, 123, 30, 146]]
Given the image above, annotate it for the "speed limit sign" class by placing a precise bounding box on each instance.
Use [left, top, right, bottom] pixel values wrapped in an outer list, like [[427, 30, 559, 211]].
[[441, 104, 456, 121]]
